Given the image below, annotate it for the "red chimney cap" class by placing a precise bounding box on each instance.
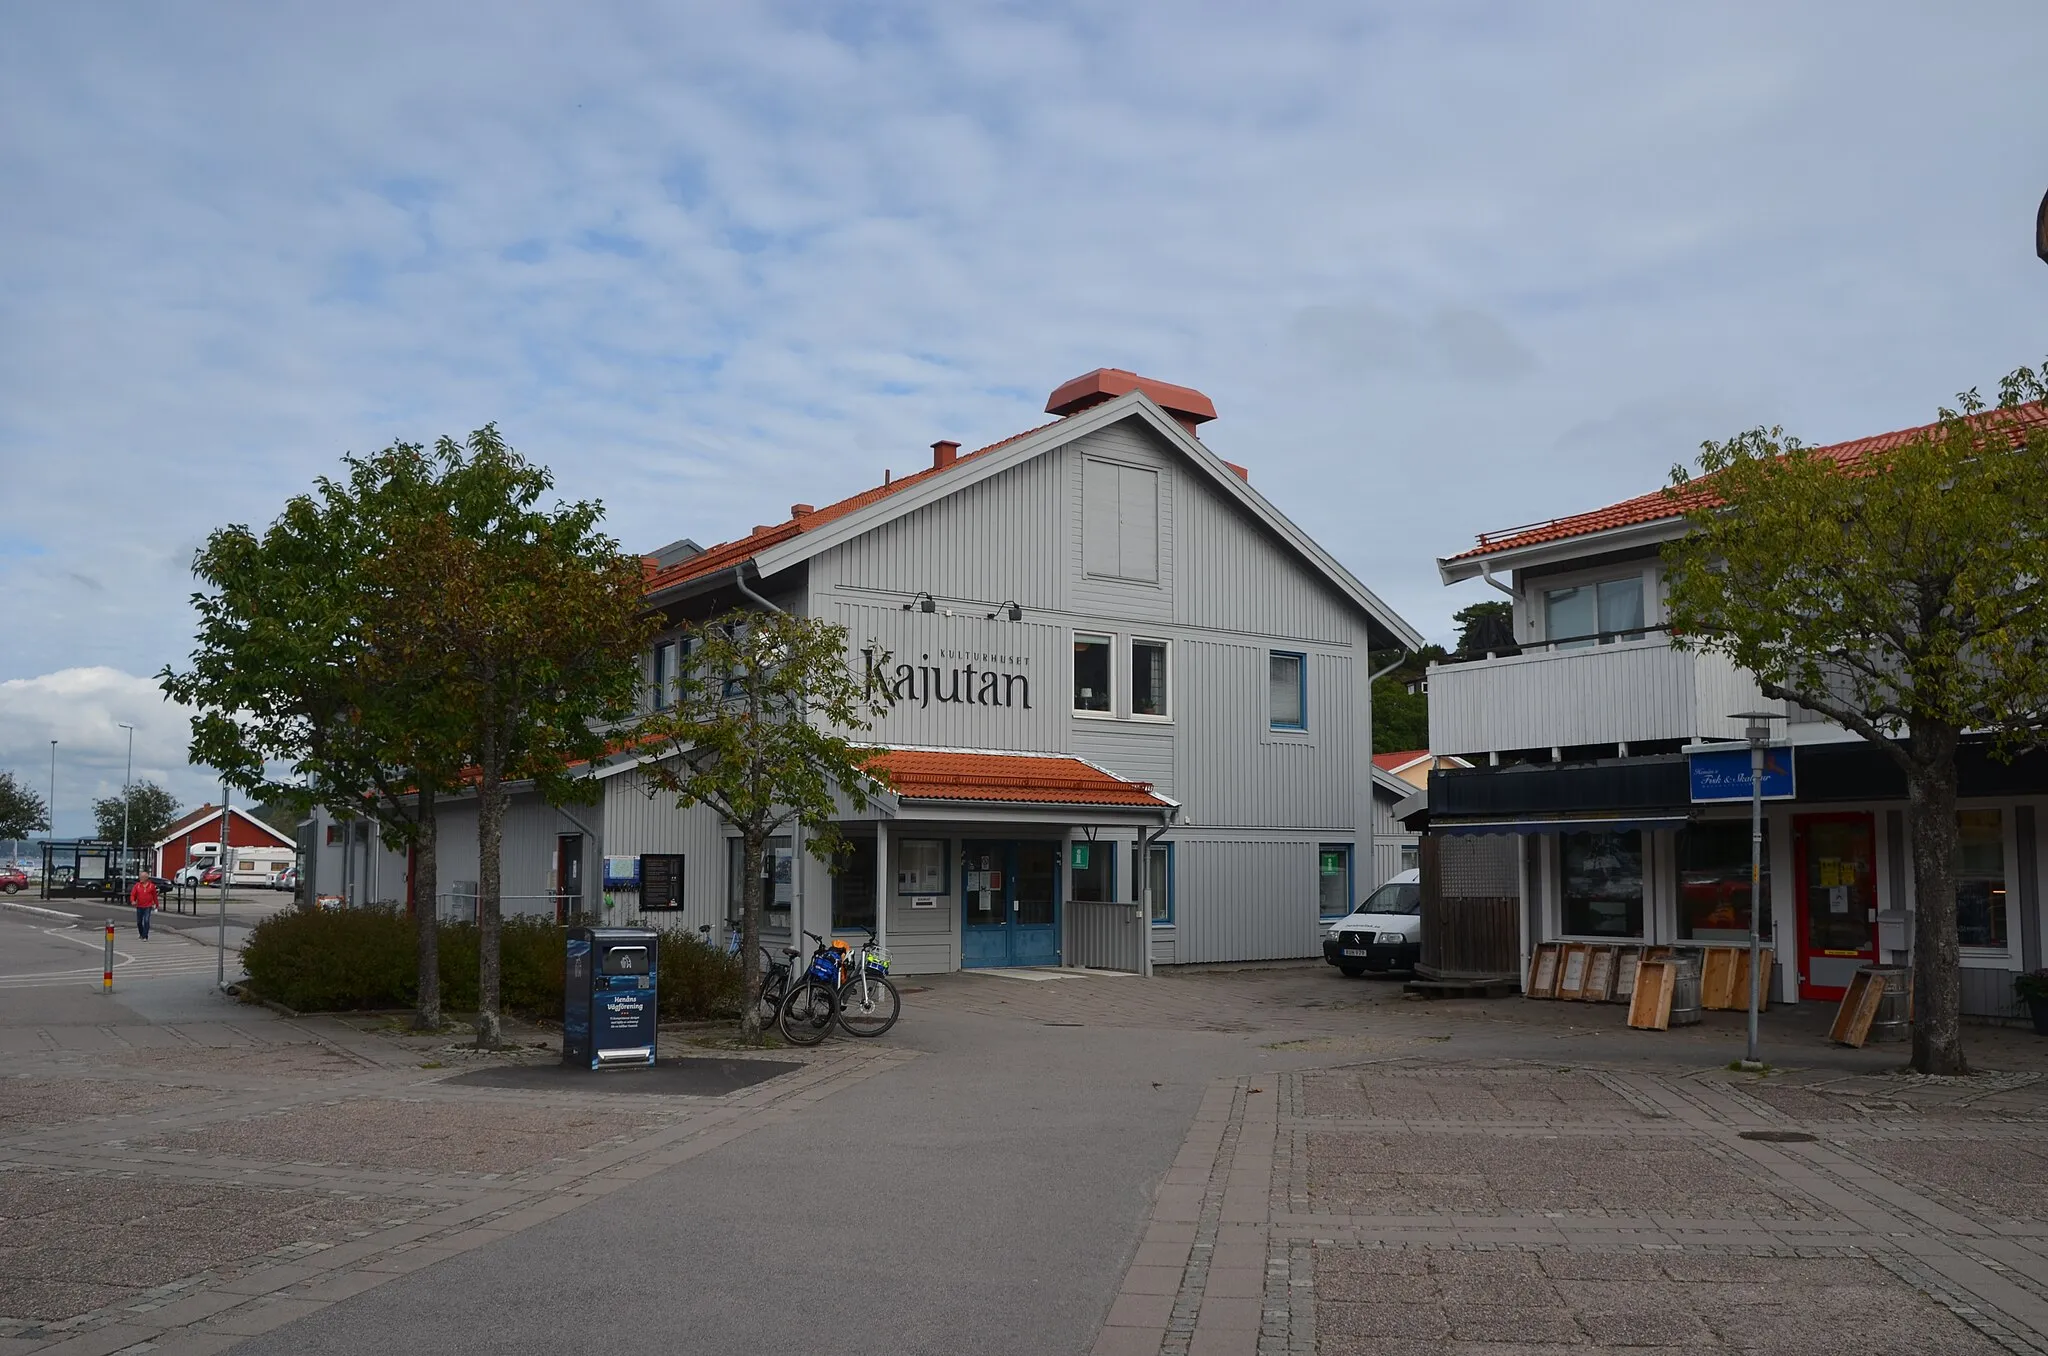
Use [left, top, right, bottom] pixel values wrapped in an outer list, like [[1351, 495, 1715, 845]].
[[1045, 368, 1217, 427]]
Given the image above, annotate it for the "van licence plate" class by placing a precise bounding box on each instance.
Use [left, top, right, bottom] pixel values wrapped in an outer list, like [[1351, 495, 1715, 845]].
[[1341, 948, 1371, 958]]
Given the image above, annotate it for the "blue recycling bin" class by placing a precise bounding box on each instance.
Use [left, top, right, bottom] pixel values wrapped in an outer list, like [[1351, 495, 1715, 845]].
[[564, 926, 658, 1069]]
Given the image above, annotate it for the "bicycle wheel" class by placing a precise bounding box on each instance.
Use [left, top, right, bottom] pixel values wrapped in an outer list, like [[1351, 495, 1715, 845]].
[[777, 979, 839, 1046], [836, 972, 900, 1037]]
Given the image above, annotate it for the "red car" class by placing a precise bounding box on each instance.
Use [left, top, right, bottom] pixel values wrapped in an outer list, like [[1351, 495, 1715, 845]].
[[0, 868, 27, 894], [200, 864, 224, 887]]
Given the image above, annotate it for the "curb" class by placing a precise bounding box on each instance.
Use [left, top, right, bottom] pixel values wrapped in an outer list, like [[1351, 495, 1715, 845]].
[[0, 899, 84, 922]]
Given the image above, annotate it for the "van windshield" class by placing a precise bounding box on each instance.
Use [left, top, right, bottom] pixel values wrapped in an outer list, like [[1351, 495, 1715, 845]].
[[1358, 881, 1421, 916]]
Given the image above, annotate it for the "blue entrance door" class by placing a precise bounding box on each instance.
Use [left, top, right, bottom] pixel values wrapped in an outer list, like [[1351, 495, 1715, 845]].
[[961, 839, 1062, 968]]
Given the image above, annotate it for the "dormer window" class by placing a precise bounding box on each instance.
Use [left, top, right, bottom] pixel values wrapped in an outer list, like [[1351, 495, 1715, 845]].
[[1543, 577, 1644, 648]]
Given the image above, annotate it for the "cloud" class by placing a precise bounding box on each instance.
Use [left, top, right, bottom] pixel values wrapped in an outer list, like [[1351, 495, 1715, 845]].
[[0, 668, 209, 839], [0, 0, 2043, 696]]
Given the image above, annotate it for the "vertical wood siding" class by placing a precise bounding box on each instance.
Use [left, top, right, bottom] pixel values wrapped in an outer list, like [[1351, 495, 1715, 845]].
[[601, 770, 731, 935], [1176, 836, 1321, 962]]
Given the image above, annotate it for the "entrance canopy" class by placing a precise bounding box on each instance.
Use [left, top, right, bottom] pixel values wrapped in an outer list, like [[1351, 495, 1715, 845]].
[[858, 747, 1177, 827]]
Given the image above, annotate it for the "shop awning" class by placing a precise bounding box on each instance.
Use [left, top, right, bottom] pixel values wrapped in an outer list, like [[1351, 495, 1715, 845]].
[[861, 747, 1177, 814], [1431, 813, 1691, 837]]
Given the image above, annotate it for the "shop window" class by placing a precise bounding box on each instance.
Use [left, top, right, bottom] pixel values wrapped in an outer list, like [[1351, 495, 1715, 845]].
[[1071, 839, 1115, 902], [1317, 843, 1352, 920], [1270, 652, 1306, 730], [641, 854, 685, 911], [1082, 457, 1159, 583], [1543, 576, 1645, 648], [726, 835, 792, 923], [1131, 639, 1169, 719], [1956, 809, 2008, 949], [895, 838, 947, 895], [831, 837, 878, 932], [1677, 821, 1769, 942], [1074, 633, 1113, 714], [1137, 841, 1173, 924], [1561, 829, 1644, 937]]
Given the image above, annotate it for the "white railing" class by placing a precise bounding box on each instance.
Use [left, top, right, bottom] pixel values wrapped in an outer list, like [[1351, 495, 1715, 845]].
[[1427, 638, 1779, 758]]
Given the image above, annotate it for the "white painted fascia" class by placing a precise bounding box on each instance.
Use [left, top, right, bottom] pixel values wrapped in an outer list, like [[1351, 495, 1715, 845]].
[[1437, 516, 1690, 587], [1370, 765, 1414, 800], [153, 803, 295, 852], [743, 389, 1426, 652]]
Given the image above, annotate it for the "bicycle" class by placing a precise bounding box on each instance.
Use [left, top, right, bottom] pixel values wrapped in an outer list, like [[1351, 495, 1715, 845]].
[[777, 932, 842, 1046], [834, 926, 901, 1037], [704, 925, 797, 1030]]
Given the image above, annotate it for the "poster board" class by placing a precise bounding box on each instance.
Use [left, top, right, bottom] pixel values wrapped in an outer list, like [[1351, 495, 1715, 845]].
[[1526, 943, 1561, 998], [1627, 960, 1677, 1030], [1557, 944, 1590, 1000], [1582, 946, 1616, 1003], [1829, 969, 1885, 1047], [1611, 946, 1644, 1003]]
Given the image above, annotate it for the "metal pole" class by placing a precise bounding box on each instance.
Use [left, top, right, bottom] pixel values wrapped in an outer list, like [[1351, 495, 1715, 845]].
[[217, 780, 230, 988], [48, 740, 56, 838], [875, 823, 889, 958], [103, 921, 114, 993], [1747, 738, 1763, 1065], [119, 724, 134, 893]]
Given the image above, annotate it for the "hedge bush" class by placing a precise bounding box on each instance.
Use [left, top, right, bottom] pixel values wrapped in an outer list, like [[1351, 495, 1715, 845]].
[[241, 906, 745, 1022]]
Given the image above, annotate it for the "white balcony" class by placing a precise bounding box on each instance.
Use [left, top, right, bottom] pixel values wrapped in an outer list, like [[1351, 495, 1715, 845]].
[[1426, 636, 1783, 758]]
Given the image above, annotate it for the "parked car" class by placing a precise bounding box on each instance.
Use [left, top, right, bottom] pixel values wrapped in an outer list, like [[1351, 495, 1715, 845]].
[[0, 867, 27, 894], [1322, 869, 1423, 978], [173, 862, 213, 886], [274, 865, 300, 892], [201, 864, 223, 887]]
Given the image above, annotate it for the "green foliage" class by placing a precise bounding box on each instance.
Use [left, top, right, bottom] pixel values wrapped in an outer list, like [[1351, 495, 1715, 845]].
[[638, 607, 890, 1037], [1371, 676, 1429, 753], [91, 781, 181, 845], [240, 907, 742, 1020], [0, 771, 50, 840]]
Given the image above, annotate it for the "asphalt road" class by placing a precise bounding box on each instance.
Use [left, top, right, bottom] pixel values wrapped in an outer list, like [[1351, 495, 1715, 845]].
[[229, 1000, 1291, 1356]]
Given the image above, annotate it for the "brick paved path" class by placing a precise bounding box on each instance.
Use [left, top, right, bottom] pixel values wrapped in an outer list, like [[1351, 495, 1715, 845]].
[[1095, 1057, 2048, 1355]]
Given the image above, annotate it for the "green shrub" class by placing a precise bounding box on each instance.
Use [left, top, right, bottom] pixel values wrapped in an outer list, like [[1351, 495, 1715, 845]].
[[241, 906, 743, 1022]]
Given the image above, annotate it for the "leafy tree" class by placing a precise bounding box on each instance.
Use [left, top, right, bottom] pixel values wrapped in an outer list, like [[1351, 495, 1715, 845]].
[[639, 609, 892, 1042], [1663, 363, 2048, 1076], [91, 782, 181, 847], [0, 771, 50, 841], [1453, 600, 1518, 659], [1371, 677, 1429, 753], [379, 427, 651, 1049], [165, 441, 475, 1032]]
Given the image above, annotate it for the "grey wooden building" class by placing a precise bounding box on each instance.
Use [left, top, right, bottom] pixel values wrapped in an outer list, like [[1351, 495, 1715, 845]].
[[311, 368, 1422, 973]]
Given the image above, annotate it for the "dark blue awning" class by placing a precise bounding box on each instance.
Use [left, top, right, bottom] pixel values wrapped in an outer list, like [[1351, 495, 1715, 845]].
[[1431, 814, 1691, 837]]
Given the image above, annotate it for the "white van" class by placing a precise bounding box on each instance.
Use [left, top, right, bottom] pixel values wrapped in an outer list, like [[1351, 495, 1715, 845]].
[[1321, 868, 1421, 977]]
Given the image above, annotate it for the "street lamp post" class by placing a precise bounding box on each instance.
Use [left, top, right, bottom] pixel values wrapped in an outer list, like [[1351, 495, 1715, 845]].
[[118, 723, 135, 891], [1731, 710, 1784, 1068], [48, 740, 57, 838]]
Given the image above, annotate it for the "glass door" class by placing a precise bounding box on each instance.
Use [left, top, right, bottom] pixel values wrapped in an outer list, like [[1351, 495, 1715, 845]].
[[1793, 813, 1878, 1000], [961, 839, 1011, 968]]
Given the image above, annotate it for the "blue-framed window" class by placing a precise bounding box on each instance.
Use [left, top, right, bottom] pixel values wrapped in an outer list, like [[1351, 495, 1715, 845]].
[[1317, 843, 1353, 921], [1136, 841, 1174, 925], [1269, 651, 1307, 730]]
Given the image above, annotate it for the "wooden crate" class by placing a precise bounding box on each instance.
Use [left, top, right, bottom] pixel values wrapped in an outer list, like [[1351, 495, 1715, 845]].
[[1701, 947, 1742, 1010], [1557, 944, 1591, 1000], [1582, 946, 1616, 1003], [1627, 960, 1677, 1030], [1526, 942, 1561, 998], [1611, 946, 1646, 1003], [1829, 969, 1886, 1047]]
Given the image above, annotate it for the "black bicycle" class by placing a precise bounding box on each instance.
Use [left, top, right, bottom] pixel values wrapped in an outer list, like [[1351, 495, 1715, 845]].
[[756, 945, 796, 1028], [777, 932, 842, 1046]]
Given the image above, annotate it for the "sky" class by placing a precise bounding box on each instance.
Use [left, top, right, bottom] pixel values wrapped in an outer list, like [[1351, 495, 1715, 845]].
[[2, 2, 2045, 836]]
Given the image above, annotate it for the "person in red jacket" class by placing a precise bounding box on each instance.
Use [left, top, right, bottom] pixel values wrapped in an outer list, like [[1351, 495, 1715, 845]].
[[128, 875, 159, 940]]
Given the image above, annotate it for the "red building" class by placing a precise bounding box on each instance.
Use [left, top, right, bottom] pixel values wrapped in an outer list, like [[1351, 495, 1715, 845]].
[[154, 804, 295, 876]]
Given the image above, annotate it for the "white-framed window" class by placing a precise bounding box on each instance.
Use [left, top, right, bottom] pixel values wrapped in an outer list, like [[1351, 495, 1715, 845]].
[[650, 639, 678, 710], [1269, 651, 1306, 730], [1074, 632, 1115, 715], [1082, 457, 1160, 583], [1542, 576, 1645, 648], [1130, 638, 1169, 720]]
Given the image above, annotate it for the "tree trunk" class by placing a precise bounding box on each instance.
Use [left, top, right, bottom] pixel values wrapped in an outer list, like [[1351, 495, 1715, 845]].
[[475, 726, 504, 1049], [738, 832, 765, 1042], [413, 789, 440, 1032], [1906, 720, 1967, 1076]]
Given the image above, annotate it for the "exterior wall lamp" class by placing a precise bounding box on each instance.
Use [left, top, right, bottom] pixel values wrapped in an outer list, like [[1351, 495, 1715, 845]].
[[987, 600, 1023, 621], [903, 592, 936, 613]]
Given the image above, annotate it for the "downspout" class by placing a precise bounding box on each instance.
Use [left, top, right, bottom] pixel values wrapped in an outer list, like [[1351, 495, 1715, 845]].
[[734, 561, 787, 615], [1480, 560, 1515, 598]]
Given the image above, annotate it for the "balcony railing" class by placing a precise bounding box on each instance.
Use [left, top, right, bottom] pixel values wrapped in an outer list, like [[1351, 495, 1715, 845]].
[[1426, 634, 1778, 758]]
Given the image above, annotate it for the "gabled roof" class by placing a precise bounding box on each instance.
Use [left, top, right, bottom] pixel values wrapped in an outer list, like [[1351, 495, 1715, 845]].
[[865, 747, 1173, 810], [1372, 749, 1472, 776], [645, 386, 1424, 652], [152, 804, 295, 850], [1441, 400, 2048, 580]]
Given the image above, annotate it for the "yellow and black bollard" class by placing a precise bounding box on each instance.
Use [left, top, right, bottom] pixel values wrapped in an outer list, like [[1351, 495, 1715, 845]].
[[103, 921, 114, 993]]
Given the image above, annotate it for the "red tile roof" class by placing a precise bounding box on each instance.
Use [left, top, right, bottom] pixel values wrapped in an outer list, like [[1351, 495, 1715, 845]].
[[865, 748, 1170, 809], [1452, 400, 2048, 562], [642, 421, 1060, 595], [1371, 750, 1430, 772]]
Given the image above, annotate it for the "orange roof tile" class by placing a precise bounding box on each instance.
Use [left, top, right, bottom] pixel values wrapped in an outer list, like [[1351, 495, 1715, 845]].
[[864, 748, 1170, 809], [643, 421, 1060, 595], [1371, 750, 1430, 772], [1452, 401, 2048, 562]]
